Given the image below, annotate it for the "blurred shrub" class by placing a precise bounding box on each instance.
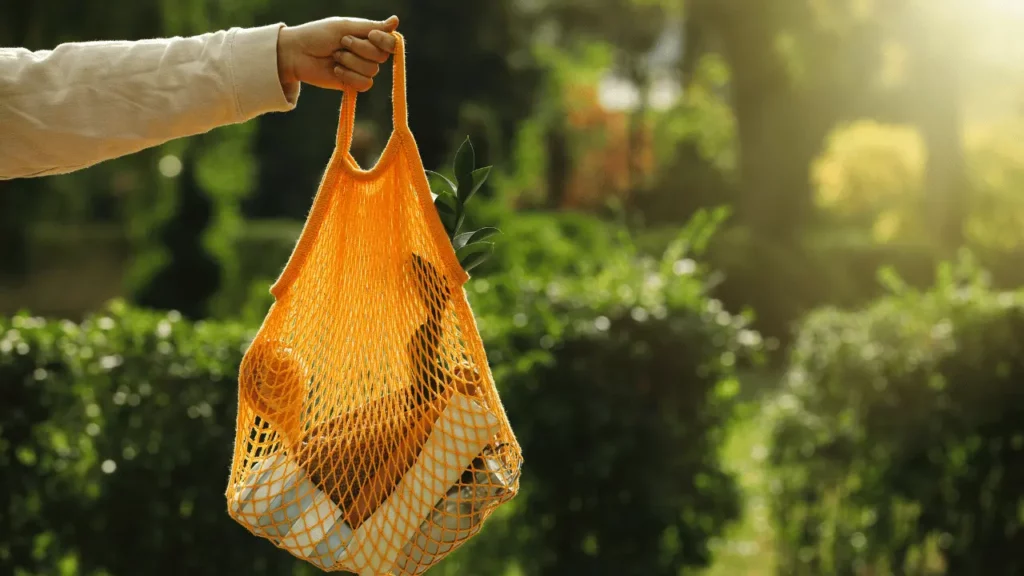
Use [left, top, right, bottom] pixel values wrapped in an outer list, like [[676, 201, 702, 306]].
[[0, 211, 761, 576], [0, 303, 280, 576], [702, 224, 937, 354], [767, 253, 1024, 575], [635, 52, 738, 227], [461, 210, 763, 576], [812, 120, 927, 243], [962, 120, 1024, 252], [710, 113, 1024, 346], [813, 118, 1024, 253], [131, 147, 221, 320], [651, 53, 737, 177], [232, 219, 302, 316]]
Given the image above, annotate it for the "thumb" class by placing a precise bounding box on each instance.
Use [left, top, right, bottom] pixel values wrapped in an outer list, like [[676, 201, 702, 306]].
[[344, 15, 399, 38], [381, 15, 400, 32]]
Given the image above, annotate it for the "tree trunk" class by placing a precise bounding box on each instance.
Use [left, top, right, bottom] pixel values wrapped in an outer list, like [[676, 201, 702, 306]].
[[545, 118, 570, 209], [911, 43, 967, 254]]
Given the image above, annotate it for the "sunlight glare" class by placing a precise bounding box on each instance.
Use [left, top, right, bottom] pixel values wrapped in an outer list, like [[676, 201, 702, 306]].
[[967, 0, 1024, 73], [982, 0, 1024, 16]]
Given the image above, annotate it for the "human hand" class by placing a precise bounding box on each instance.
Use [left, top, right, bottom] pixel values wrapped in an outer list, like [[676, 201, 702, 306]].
[[277, 15, 399, 93]]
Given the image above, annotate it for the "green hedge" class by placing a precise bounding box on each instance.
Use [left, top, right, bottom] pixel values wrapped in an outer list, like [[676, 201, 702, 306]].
[[708, 224, 1024, 355], [465, 210, 762, 575], [0, 304, 271, 576], [1, 212, 762, 576], [767, 255, 1024, 575]]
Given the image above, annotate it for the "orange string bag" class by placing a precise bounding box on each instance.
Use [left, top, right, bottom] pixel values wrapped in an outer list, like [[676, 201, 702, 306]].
[[225, 32, 522, 575]]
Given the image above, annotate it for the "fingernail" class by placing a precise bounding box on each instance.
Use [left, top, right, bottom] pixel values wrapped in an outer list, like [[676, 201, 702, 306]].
[[342, 36, 353, 47]]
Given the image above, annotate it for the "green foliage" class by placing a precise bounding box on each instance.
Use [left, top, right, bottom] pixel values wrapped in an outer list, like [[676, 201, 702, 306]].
[[0, 210, 761, 576], [653, 53, 737, 174], [428, 137, 500, 272], [132, 148, 221, 319], [811, 120, 927, 243], [196, 123, 259, 318], [0, 303, 300, 576], [962, 120, 1024, 252], [810, 119, 1024, 251], [455, 209, 764, 575], [122, 146, 183, 307], [767, 252, 1024, 575], [129, 124, 259, 320]]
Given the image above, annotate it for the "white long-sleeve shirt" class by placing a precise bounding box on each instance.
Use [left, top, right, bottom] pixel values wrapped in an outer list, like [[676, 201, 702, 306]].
[[0, 23, 300, 180]]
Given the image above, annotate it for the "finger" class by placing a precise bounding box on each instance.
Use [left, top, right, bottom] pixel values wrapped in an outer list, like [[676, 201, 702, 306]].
[[334, 66, 373, 92], [333, 50, 380, 78], [340, 15, 399, 39], [368, 30, 397, 54], [340, 36, 390, 63]]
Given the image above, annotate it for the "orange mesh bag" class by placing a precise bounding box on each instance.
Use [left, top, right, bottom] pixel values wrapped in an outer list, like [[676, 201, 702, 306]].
[[225, 32, 521, 575]]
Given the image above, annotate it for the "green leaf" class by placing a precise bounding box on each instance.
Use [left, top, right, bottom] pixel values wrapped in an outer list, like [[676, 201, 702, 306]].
[[453, 210, 466, 236], [468, 226, 500, 243], [434, 193, 457, 238], [438, 210, 457, 237], [456, 241, 492, 257], [434, 192, 456, 215], [454, 137, 475, 200], [457, 242, 494, 273], [453, 232, 473, 251], [454, 227, 501, 250], [461, 251, 491, 273], [453, 232, 472, 250], [462, 166, 492, 202], [426, 169, 456, 197]]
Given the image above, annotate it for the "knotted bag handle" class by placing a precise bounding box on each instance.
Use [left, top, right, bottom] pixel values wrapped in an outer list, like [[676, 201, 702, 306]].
[[336, 31, 408, 155], [269, 31, 469, 299]]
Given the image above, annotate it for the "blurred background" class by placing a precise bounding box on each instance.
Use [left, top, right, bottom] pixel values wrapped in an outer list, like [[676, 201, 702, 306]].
[[4, 0, 1024, 574]]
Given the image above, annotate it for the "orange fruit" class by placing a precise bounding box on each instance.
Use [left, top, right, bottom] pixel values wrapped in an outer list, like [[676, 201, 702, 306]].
[[239, 338, 309, 445]]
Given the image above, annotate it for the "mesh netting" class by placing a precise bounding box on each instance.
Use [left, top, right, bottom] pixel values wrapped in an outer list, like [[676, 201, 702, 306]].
[[225, 32, 521, 575]]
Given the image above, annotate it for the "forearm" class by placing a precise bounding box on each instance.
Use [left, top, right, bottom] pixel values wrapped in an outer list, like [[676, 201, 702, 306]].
[[0, 24, 299, 180]]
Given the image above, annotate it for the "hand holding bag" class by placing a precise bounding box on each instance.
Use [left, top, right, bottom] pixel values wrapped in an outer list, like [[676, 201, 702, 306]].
[[225, 32, 522, 575]]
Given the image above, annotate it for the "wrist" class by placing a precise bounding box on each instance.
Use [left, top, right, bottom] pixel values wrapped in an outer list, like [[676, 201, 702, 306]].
[[276, 25, 299, 87]]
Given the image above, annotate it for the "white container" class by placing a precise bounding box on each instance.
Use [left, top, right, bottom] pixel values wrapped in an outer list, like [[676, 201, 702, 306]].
[[393, 455, 515, 575], [230, 393, 500, 575]]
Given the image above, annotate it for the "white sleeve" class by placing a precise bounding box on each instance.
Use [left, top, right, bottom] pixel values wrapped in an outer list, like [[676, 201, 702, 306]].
[[0, 23, 301, 180]]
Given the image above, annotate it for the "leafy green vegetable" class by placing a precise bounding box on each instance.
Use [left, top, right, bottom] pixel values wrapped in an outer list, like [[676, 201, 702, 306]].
[[457, 242, 494, 272], [427, 136, 497, 274]]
